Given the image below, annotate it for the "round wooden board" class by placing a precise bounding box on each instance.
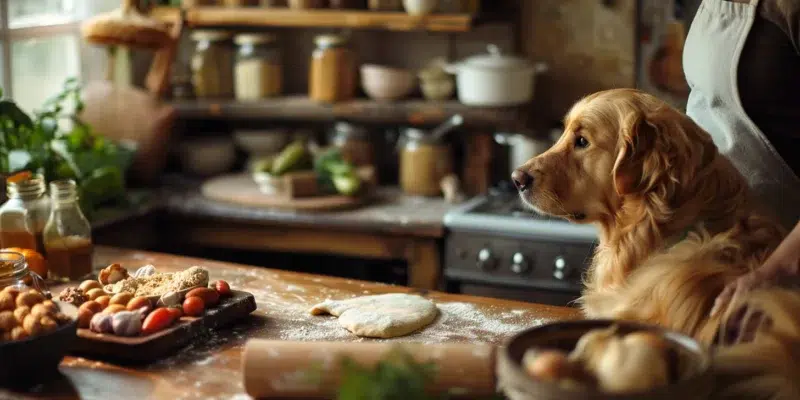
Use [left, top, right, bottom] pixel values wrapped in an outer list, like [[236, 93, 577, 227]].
[[201, 173, 369, 211]]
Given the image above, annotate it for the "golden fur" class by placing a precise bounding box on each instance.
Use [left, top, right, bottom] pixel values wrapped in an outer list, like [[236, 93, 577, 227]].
[[516, 88, 800, 398]]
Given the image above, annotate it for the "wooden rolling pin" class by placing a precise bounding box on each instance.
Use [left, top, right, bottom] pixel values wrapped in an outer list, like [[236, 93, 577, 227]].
[[242, 340, 497, 399]]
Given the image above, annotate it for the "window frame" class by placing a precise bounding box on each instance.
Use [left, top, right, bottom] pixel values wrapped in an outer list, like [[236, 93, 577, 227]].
[[0, 0, 90, 99]]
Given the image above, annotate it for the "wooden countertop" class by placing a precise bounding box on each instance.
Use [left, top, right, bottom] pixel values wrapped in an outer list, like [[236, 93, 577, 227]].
[[1, 247, 579, 400], [164, 183, 460, 238]]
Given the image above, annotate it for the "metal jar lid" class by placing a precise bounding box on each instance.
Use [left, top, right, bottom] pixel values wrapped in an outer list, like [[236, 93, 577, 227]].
[[234, 33, 278, 46], [330, 121, 369, 142], [314, 33, 348, 48], [191, 30, 231, 42]]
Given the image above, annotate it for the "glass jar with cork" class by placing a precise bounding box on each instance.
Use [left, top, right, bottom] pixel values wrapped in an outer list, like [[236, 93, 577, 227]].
[[0, 173, 50, 254], [43, 180, 93, 282]]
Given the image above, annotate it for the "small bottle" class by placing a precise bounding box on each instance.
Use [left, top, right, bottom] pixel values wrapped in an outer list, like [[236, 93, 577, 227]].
[[43, 180, 94, 282], [0, 173, 49, 253]]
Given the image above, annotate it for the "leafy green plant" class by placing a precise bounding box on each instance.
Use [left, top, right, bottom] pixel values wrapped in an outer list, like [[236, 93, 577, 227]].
[[0, 78, 135, 217]]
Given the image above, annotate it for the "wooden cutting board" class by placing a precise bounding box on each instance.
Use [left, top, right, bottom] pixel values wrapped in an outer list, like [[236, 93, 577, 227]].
[[70, 290, 256, 363], [201, 174, 371, 211]]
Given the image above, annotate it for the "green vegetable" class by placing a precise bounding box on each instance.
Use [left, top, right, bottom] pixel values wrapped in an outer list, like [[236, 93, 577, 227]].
[[251, 156, 274, 173], [271, 140, 311, 176], [0, 78, 135, 218], [333, 174, 361, 196]]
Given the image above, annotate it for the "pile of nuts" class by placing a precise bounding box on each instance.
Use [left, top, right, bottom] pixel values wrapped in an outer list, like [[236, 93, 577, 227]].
[[0, 286, 72, 342], [57, 263, 233, 337]]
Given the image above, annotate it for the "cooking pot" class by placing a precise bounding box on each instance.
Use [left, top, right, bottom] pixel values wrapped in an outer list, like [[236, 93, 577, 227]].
[[495, 132, 553, 174], [445, 45, 547, 107]]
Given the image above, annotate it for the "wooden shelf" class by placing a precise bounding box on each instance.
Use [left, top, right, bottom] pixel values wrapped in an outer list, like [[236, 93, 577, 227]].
[[151, 6, 474, 32], [168, 96, 524, 128]]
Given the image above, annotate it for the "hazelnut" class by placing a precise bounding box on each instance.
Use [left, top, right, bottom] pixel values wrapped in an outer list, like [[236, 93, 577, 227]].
[[1, 287, 19, 301], [77, 307, 95, 329], [16, 290, 44, 308], [110, 292, 134, 306], [104, 304, 127, 314], [0, 311, 17, 331], [22, 313, 42, 336], [0, 292, 14, 311], [40, 316, 58, 333], [10, 326, 28, 341], [98, 263, 129, 285], [30, 302, 57, 319], [95, 295, 111, 308], [79, 301, 104, 314], [58, 287, 87, 307], [85, 288, 105, 300], [79, 280, 103, 292], [13, 306, 30, 324]]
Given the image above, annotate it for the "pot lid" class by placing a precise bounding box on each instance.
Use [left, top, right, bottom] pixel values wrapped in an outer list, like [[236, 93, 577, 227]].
[[462, 44, 531, 69]]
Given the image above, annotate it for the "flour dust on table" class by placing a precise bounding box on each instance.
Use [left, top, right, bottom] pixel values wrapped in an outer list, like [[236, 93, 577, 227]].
[[310, 293, 439, 338]]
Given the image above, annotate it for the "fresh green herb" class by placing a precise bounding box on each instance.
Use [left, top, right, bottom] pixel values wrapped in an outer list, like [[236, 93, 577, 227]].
[[0, 78, 136, 218], [313, 148, 362, 196], [334, 346, 505, 400]]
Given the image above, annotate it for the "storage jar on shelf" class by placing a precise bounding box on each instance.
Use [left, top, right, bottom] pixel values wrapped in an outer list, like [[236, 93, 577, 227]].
[[191, 30, 235, 99], [329, 121, 375, 167], [398, 128, 454, 197], [234, 33, 283, 100], [43, 180, 94, 283], [309, 33, 357, 103], [368, 0, 401, 10], [0, 174, 49, 254]]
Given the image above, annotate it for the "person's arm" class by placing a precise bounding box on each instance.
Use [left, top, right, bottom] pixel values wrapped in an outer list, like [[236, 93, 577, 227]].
[[711, 220, 800, 317]]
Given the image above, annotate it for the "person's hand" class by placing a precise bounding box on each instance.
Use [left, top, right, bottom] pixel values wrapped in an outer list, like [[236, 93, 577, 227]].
[[710, 267, 777, 318]]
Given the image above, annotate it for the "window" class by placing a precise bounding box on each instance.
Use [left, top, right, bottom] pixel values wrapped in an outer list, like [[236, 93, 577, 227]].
[[0, 0, 114, 112]]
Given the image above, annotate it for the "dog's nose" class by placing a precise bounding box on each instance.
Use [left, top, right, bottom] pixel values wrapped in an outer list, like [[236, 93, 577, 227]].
[[511, 169, 533, 192]]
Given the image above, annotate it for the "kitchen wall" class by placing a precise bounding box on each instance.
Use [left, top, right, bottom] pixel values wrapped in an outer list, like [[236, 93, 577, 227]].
[[520, 0, 637, 123]]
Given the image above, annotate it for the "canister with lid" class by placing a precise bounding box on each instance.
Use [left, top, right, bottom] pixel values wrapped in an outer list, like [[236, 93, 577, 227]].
[[309, 33, 357, 103], [234, 33, 283, 100], [191, 30, 235, 98], [398, 128, 454, 197], [329, 121, 374, 167]]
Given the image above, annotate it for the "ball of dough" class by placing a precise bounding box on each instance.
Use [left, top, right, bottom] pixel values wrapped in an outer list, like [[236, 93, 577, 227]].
[[30, 302, 57, 319], [22, 313, 42, 336], [13, 306, 30, 324], [10, 326, 28, 341], [39, 316, 58, 333], [16, 290, 44, 308]]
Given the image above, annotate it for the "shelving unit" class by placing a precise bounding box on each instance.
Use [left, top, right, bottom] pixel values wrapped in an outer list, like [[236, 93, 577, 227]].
[[168, 96, 524, 128], [150, 6, 475, 32]]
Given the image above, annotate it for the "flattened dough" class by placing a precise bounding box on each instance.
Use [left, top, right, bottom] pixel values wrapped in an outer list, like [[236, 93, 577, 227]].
[[309, 293, 438, 338]]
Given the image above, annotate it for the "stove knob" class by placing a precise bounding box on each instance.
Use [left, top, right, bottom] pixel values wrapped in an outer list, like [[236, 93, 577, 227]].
[[510, 252, 530, 274], [553, 256, 569, 280], [476, 248, 497, 271]]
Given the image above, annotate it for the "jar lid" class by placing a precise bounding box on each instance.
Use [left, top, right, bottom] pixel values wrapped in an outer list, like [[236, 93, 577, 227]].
[[331, 121, 368, 140], [191, 30, 231, 42], [314, 34, 347, 47], [462, 44, 532, 70], [401, 127, 440, 144], [234, 33, 278, 45]]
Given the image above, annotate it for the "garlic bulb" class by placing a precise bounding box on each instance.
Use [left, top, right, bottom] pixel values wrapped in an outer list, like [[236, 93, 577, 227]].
[[158, 291, 181, 307], [133, 265, 157, 279], [89, 312, 114, 334], [111, 311, 142, 336], [594, 332, 670, 393]]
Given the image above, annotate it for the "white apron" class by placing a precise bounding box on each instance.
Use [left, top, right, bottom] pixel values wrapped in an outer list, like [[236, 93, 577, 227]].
[[683, 0, 800, 230]]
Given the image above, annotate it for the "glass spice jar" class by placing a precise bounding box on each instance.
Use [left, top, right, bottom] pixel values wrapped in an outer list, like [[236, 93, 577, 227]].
[[0, 173, 49, 254], [398, 128, 454, 196], [0, 251, 49, 298], [191, 30, 235, 99], [234, 33, 283, 100], [309, 33, 356, 103], [329, 121, 375, 167], [43, 180, 94, 282]]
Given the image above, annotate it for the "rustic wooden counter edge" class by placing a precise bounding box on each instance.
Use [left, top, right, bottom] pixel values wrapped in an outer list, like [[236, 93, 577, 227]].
[[0, 246, 580, 400]]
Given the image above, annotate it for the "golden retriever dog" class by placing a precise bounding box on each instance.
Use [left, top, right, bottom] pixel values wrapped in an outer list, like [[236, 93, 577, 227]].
[[512, 88, 800, 398]]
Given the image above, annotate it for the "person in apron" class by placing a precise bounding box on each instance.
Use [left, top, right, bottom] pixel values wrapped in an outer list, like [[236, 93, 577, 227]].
[[682, 0, 800, 314]]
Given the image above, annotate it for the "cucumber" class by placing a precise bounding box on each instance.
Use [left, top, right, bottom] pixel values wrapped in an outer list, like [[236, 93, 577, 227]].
[[271, 141, 308, 176], [251, 157, 274, 173], [332, 174, 362, 196]]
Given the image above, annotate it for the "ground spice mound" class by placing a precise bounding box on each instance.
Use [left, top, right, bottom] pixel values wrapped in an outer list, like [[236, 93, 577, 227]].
[[110, 266, 209, 297]]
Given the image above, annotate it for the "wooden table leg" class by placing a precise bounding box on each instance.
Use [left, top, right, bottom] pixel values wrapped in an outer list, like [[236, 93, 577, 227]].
[[406, 239, 441, 290]]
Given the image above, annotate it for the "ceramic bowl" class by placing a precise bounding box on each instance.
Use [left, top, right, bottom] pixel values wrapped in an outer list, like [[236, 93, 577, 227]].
[[420, 78, 455, 101], [233, 129, 289, 156], [180, 138, 237, 177], [403, 0, 438, 15], [498, 320, 713, 400], [360, 64, 415, 101], [0, 301, 78, 389]]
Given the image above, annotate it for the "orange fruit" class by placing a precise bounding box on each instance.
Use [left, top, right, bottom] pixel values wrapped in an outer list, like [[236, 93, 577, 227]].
[[2, 247, 47, 278], [6, 171, 33, 184]]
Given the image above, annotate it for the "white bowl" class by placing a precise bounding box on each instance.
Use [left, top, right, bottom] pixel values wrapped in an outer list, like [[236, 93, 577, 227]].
[[233, 129, 289, 156], [360, 64, 415, 101], [180, 138, 236, 176], [403, 0, 438, 15]]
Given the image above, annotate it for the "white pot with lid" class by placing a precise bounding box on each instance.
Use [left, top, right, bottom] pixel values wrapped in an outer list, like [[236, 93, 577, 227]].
[[445, 44, 548, 107]]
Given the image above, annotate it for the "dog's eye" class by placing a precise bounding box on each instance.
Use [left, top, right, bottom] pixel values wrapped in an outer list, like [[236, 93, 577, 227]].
[[574, 135, 589, 149]]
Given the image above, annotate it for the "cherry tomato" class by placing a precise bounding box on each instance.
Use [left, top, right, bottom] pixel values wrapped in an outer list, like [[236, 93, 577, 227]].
[[215, 280, 232, 297], [141, 308, 175, 335], [182, 296, 205, 317], [186, 288, 220, 307]]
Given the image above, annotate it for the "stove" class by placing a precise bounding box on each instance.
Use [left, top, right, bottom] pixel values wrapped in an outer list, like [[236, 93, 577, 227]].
[[443, 183, 598, 306]]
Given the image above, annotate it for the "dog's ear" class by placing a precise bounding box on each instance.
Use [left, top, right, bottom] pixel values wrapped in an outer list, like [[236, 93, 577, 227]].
[[612, 111, 664, 196]]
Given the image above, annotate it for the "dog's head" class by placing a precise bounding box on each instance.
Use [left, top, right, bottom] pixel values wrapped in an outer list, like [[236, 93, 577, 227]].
[[513, 89, 719, 225]]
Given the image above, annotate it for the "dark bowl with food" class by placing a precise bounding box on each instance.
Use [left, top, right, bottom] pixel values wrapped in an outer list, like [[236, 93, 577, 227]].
[[0, 302, 78, 389], [497, 320, 713, 400]]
